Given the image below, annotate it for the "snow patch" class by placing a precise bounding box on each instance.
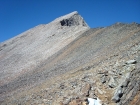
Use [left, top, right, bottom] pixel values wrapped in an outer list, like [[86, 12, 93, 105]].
[[88, 98, 102, 105]]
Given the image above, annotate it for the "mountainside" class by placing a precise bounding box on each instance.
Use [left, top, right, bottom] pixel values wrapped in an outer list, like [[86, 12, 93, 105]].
[[0, 11, 89, 86], [0, 12, 140, 105]]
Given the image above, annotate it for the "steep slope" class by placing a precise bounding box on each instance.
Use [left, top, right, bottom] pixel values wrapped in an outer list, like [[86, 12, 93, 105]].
[[0, 11, 89, 88], [0, 12, 140, 105]]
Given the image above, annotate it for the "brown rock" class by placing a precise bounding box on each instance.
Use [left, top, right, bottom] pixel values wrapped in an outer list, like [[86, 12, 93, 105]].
[[81, 84, 91, 97]]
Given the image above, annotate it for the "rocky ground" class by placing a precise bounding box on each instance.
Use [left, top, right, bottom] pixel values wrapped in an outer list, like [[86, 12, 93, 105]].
[[0, 12, 140, 105]]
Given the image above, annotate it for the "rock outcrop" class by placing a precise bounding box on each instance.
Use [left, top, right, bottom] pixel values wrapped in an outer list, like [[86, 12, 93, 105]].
[[0, 11, 140, 105]]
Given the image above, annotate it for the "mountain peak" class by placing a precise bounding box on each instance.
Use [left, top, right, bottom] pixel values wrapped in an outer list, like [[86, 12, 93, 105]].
[[54, 11, 89, 27]]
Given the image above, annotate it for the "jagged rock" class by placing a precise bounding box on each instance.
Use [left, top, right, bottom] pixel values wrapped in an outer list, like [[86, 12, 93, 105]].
[[59, 11, 88, 27], [112, 59, 140, 105]]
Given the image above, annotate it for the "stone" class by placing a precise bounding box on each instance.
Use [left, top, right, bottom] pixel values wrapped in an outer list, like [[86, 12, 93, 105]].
[[81, 84, 91, 97], [125, 64, 136, 72], [126, 60, 137, 64], [108, 76, 117, 88], [96, 88, 103, 95], [81, 75, 90, 82], [137, 46, 140, 51], [112, 95, 120, 103], [121, 78, 130, 87], [112, 87, 123, 103], [101, 75, 107, 83], [63, 98, 71, 105], [125, 72, 131, 79], [59, 84, 66, 89], [112, 57, 140, 105], [89, 92, 97, 99], [59, 11, 89, 27]]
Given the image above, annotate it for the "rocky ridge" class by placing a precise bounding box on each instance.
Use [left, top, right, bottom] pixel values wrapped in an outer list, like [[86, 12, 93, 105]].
[[0, 12, 140, 105]]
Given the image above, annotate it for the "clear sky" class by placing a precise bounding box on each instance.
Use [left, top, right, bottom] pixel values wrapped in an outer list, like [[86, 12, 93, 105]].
[[0, 0, 140, 42]]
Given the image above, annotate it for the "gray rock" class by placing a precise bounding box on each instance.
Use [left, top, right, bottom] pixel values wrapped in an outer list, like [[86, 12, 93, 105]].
[[116, 57, 140, 105], [125, 72, 131, 79], [121, 78, 130, 87], [126, 64, 136, 72], [137, 45, 140, 51], [126, 60, 137, 64], [63, 98, 71, 105], [112, 87, 123, 103], [101, 75, 107, 83], [112, 95, 120, 103], [89, 92, 97, 99], [108, 76, 117, 88]]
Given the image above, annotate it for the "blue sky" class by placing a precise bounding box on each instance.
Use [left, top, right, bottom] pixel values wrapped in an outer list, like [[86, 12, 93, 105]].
[[0, 0, 140, 42]]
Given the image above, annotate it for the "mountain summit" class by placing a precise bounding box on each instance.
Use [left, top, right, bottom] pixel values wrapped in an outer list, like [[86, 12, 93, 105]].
[[0, 11, 89, 86], [0, 11, 140, 105], [54, 11, 89, 27]]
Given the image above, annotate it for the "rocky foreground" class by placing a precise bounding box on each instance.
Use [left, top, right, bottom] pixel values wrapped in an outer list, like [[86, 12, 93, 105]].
[[0, 11, 140, 105]]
